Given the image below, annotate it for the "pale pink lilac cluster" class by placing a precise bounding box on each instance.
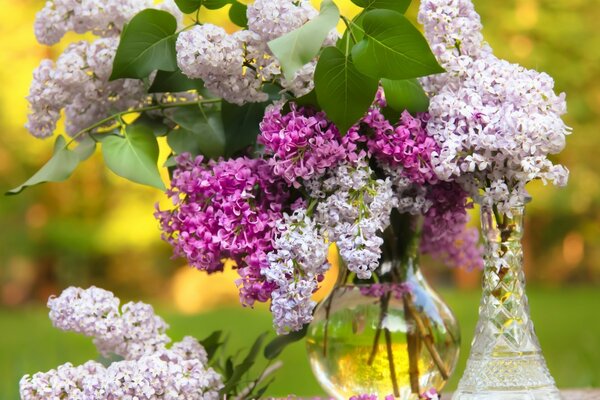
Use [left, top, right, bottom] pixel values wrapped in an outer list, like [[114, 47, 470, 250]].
[[155, 154, 291, 306], [26, 38, 146, 138], [264, 209, 330, 334], [359, 283, 411, 300], [175, 0, 338, 104], [311, 162, 398, 280], [419, 0, 570, 213], [48, 286, 170, 360], [21, 287, 223, 400], [420, 182, 483, 271]]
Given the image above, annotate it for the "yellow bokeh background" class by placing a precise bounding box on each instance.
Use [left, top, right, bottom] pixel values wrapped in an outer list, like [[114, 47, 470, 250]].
[[0, 0, 598, 311]]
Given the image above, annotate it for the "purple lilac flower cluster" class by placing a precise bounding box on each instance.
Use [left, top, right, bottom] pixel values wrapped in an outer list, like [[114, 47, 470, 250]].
[[420, 182, 483, 271], [259, 104, 350, 187], [366, 109, 439, 185], [21, 287, 223, 400], [155, 154, 291, 306]]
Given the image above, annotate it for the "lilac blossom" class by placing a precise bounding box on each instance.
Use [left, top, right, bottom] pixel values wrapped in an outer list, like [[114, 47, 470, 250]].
[[419, 0, 570, 213], [155, 154, 291, 306], [48, 286, 170, 360], [311, 161, 398, 279], [22, 287, 223, 399], [420, 182, 483, 271], [367, 110, 439, 185], [359, 283, 411, 300], [259, 104, 349, 187], [264, 209, 330, 334]]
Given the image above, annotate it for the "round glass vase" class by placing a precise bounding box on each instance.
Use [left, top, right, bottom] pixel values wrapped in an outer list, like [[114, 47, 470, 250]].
[[452, 203, 561, 400], [306, 233, 460, 399]]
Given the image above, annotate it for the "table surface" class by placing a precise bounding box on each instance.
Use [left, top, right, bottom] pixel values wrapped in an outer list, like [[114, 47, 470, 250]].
[[445, 390, 600, 399]]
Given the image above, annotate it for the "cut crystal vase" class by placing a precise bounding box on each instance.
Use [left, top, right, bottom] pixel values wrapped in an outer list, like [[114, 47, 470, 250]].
[[453, 203, 561, 400]]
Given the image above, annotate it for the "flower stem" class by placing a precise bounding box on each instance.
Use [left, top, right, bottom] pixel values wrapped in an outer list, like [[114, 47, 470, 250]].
[[384, 327, 400, 398], [404, 294, 421, 394], [404, 295, 450, 380], [367, 292, 390, 366]]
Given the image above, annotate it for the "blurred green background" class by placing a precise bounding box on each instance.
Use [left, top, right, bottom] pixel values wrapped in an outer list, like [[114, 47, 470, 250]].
[[0, 0, 599, 398]]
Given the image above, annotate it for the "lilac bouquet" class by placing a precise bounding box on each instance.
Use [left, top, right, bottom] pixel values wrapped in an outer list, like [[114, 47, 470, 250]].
[[12, 0, 570, 395]]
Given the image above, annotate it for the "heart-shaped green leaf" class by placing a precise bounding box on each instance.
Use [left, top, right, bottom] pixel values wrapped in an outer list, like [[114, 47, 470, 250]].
[[168, 106, 226, 158], [110, 9, 179, 80], [174, 0, 202, 13], [268, 0, 340, 81], [149, 69, 206, 94], [6, 136, 80, 195], [382, 78, 430, 114], [351, 9, 444, 80], [221, 101, 270, 156], [229, 1, 248, 27], [351, 0, 411, 14], [100, 125, 165, 190], [315, 46, 379, 135], [204, 0, 231, 10]]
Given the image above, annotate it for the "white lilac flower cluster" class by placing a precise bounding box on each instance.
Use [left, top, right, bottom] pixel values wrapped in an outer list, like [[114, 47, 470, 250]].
[[264, 209, 330, 334], [27, 1, 185, 139], [418, 0, 570, 214], [20, 287, 223, 400], [310, 162, 398, 280], [48, 286, 171, 360], [176, 0, 335, 105], [27, 38, 146, 138], [34, 0, 183, 46], [382, 164, 432, 215]]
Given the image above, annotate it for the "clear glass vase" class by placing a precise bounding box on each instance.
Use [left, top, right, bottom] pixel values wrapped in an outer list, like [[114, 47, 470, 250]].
[[306, 220, 460, 399], [453, 204, 561, 400]]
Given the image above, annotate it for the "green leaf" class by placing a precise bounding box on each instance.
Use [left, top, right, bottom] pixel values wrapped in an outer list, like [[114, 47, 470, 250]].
[[110, 9, 178, 80], [169, 105, 226, 158], [100, 125, 165, 190], [149, 69, 206, 93], [133, 114, 170, 137], [351, 9, 444, 80], [336, 13, 366, 54], [351, 0, 411, 13], [220, 332, 268, 395], [268, 0, 340, 81], [74, 135, 97, 161], [174, 0, 202, 13], [221, 101, 269, 156], [6, 136, 80, 195], [228, 1, 248, 27], [314, 46, 379, 135], [382, 78, 430, 114], [204, 0, 231, 10], [200, 331, 223, 362], [263, 324, 308, 360]]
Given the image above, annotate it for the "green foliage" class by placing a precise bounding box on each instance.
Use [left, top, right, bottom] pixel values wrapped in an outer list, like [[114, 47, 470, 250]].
[[314, 46, 379, 135], [229, 1, 248, 27], [204, 0, 232, 10], [382, 78, 430, 114], [110, 9, 178, 80], [99, 125, 165, 190], [351, 9, 444, 80], [351, 0, 411, 14], [174, 0, 202, 13], [268, 0, 340, 81], [6, 136, 82, 195], [200, 331, 224, 362], [264, 324, 308, 360], [168, 105, 226, 158], [221, 101, 270, 156], [220, 332, 268, 395], [148, 70, 206, 94]]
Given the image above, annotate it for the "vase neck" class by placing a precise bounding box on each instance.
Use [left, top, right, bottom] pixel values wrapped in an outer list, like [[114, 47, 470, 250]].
[[472, 203, 542, 356]]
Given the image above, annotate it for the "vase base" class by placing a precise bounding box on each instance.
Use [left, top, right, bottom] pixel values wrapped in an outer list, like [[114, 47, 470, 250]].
[[452, 387, 562, 400]]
